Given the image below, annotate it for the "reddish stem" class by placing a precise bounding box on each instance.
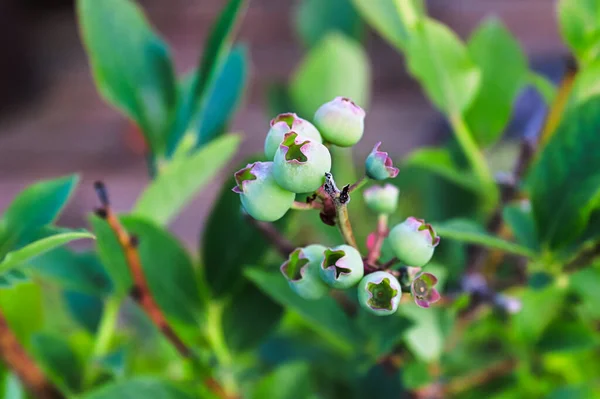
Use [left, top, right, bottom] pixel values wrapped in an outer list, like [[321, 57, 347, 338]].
[[366, 215, 388, 266]]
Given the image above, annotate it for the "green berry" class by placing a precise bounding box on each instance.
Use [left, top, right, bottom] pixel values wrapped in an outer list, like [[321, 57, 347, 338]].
[[314, 97, 365, 147], [232, 162, 295, 222], [273, 132, 332, 193], [358, 271, 402, 316], [365, 142, 399, 180], [319, 245, 364, 289], [363, 184, 399, 215], [388, 217, 440, 267], [264, 113, 322, 159], [280, 245, 328, 299]]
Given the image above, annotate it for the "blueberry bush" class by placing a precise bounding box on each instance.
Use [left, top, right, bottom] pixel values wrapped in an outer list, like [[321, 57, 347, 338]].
[[0, 0, 599, 398]]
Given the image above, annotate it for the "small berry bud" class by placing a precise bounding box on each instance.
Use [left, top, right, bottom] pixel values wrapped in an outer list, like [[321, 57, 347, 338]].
[[273, 132, 332, 193], [232, 161, 295, 222], [388, 217, 440, 267], [411, 272, 441, 308], [314, 97, 365, 147], [358, 271, 402, 316], [319, 245, 364, 289], [280, 245, 329, 300], [363, 184, 399, 215], [264, 113, 322, 159], [365, 142, 399, 180]]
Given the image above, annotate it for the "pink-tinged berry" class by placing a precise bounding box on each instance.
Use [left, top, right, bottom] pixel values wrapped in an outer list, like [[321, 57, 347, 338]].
[[264, 113, 322, 159], [388, 217, 440, 266], [358, 271, 402, 316], [280, 245, 329, 300], [232, 162, 295, 222], [411, 272, 441, 308], [365, 142, 399, 180], [319, 244, 364, 289], [363, 184, 399, 215], [314, 97, 365, 147]]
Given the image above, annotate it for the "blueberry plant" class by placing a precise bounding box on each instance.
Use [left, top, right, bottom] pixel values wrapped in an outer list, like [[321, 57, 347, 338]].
[[0, 0, 599, 398]]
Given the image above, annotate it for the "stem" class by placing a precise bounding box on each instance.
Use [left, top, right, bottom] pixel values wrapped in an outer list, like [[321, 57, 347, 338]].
[[449, 113, 493, 186], [291, 201, 321, 211], [380, 257, 399, 270], [366, 214, 388, 266], [246, 215, 295, 257], [349, 176, 368, 192], [205, 303, 238, 396], [83, 297, 121, 389], [336, 203, 358, 249]]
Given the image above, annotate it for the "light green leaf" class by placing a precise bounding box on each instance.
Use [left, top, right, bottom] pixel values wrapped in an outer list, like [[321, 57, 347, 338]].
[[465, 18, 528, 146], [0, 282, 43, 343], [571, 61, 600, 104], [406, 18, 481, 115], [398, 304, 444, 362], [82, 378, 193, 399], [2, 374, 25, 399], [528, 96, 600, 249], [513, 284, 565, 343], [77, 0, 177, 156], [134, 134, 241, 226], [295, 0, 364, 48], [402, 147, 482, 193], [251, 363, 313, 399], [557, 0, 600, 66], [290, 32, 371, 117], [529, 72, 557, 104], [434, 219, 537, 258], [0, 231, 94, 276]]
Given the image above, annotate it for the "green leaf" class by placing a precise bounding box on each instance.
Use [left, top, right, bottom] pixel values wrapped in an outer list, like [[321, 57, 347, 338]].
[[223, 283, 283, 353], [528, 96, 600, 250], [502, 203, 539, 252], [31, 333, 82, 394], [290, 32, 371, 117], [77, 0, 177, 156], [121, 216, 203, 326], [434, 219, 537, 258], [464, 18, 528, 146], [295, 0, 363, 48], [401, 361, 432, 390], [548, 385, 598, 399], [245, 269, 358, 349], [558, 0, 600, 66], [402, 148, 482, 193], [82, 378, 193, 399], [356, 310, 413, 359], [0, 175, 79, 258], [398, 303, 444, 362], [2, 373, 25, 399], [0, 282, 43, 343], [529, 72, 557, 104], [513, 284, 565, 343], [571, 60, 600, 105], [64, 291, 103, 333], [405, 18, 481, 115], [0, 230, 94, 277], [537, 322, 599, 353], [134, 134, 241, 226], [251, 363, 313, 399]]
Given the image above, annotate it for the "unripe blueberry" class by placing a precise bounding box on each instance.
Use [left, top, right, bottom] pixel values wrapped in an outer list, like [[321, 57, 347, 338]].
[[388, 217, 440, 267], [264, 113, 322, 160], [363, 184, 399, 215], [358, 271, 402, 316], [319, 245, 364, 289], [365, 142, 399, 180], [280, 245, 329, 300], [314, 97, 365, 147], [273, 132, 332, 193], [232, 162, 295, 222]]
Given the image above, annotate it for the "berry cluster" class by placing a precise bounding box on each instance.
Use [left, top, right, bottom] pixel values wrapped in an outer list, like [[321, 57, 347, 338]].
[[234, 97, 441, 315]]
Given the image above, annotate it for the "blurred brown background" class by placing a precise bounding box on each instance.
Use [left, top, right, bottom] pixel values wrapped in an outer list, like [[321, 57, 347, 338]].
[[0, 0, 566, 246]]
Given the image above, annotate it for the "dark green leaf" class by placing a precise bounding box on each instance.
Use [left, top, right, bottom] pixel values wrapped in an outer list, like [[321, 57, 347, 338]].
[[356, 310, 413, 359], [82, 378, 194, 399], [64, 291, 104, 333], [401, 361, 431, 390], [358, 363, 405, 399], [537, 321, 598, 353], [503, 203, 540, 252], [548, 384, 598, 399], [528, 96, 600, 250], [134, 134, 241, 226], [245, 269, 358, 348], [290, 32, 370, 117], [251, 363, 313, 399], [31, 333, 82, 394], [295, 0, 363, 48], [465, 18, 528, 146], [223, 282, 283, 353], [557, 0, 600, 66], [77, 0, 177, 156], [406, 19, 480, 115], [266, 83, 295, 117]]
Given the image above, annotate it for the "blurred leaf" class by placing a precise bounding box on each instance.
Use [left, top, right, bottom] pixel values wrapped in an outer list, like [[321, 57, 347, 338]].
[[290, 32, 370, 117], [401, 361, 431, 390], [529, 72, 557, 104], [465, 18, 528, 146], [121, 216, 203, 326], [434, 219, 537, 258], [90, 215, 133, 297], [406, 18, 480, 115], [528, 96, 600, 250], [0, 282, 43, 343], [358, 363, 405, 399], [399, 304, 444, 362], [557, 0, 600, 66], [266, 83, 295, 117], [82, 378, 193, 399], [537, 322, 598, 353], [251, 363, 313, 399], [0, 231, 94, 278], [77, 0, 177, 156], [134, 134, 241, 226], [223, 282, 283, 353], [64, 291, 104, 333], [31, 333, 82, 394], [513, 284, 565, 343], [571, 60, 600, 104], [0, 175, 78, 258], [246, 269, 358, 349], [403, 148, 482, 193], [295, 0, 363, 48], [503, 203, 540, 252], [2, 373, 24, 399], [547, 384, 598, 399], [351, 0, 424, 50], [356, 310, 413, 359], [570, 267, 600, 320]]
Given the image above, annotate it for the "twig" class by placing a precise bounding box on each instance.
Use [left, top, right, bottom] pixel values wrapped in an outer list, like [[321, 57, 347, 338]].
[[349, 175, 368, 192], [0, 309, 64, 399], [245, 216, 295, 258], [366, 215, 388, 266], [444, 359, 517, 396], [380, 257, 399, 270], [291, 201, 322, 211], [324, 173, 358, 248], [93, 182, 191, 358]]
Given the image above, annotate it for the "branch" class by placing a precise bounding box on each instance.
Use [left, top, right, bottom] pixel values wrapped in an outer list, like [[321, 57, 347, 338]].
[[245, 216, 296, 258], [324, 173, 358, 248], [94, 182, 191, 358], [0, 308, 64, 399]]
